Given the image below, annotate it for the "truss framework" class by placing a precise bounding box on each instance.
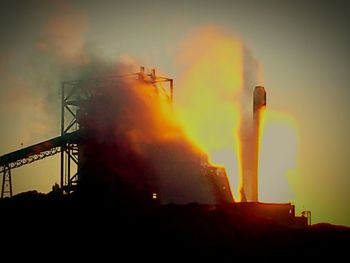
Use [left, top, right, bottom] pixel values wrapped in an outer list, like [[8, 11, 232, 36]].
[[60, 67, 173, 193]]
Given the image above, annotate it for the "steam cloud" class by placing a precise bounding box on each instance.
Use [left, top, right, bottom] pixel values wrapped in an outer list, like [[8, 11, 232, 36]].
[[0, 1, 230, 201], [173, 25, 262, 200], [78, 63, 221, 205], [0, 1, 89, 154], [36, 1, 89, 65]]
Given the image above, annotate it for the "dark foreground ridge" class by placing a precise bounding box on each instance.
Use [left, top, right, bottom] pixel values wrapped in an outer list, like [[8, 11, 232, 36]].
[[0, 191, 349, 260]]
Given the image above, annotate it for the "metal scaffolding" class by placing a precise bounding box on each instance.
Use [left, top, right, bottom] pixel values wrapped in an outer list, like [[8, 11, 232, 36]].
[[60, 67, 173, 193], [1, 165, 12, 198]]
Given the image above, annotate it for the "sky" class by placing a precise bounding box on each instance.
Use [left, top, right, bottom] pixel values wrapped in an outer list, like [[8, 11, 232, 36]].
[[0, 0, 349, 226]]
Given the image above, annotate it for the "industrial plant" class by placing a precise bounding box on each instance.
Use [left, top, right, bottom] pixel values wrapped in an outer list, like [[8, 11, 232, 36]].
[[0, 66, 309, 228], [1, 66, 349, 259]]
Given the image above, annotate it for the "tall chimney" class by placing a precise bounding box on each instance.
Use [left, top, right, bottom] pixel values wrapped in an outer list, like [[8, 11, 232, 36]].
[[253, 86, 266, 113], [240, 86, 266, 202], [252, 86, 266, 201]]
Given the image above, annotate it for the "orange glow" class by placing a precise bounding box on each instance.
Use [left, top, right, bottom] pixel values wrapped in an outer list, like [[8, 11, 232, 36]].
[[175, 26, 244, 200], [123, 77, 184, 148], [258, 109, 299, 203]]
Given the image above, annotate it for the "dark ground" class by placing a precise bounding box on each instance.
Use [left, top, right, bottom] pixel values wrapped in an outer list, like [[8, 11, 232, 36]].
[[0, 191, 349, 260]]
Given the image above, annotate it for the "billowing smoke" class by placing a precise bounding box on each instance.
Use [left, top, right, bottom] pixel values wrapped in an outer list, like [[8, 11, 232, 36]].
[[0, 0, 90, 193], [36, 0, 89, 65], [173, 25, 262, 201], [0, 2, 232, 201], [239, 46, 263, 201], [0, 0, 88, 153], [77, 63, 224, 205], [0, 53, 59, 153]]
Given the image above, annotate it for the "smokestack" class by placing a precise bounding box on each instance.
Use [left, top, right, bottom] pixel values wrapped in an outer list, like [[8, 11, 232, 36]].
[[240, 86, 266, 202], [253, 86, 266, 112], [252, 86, 266, 202]]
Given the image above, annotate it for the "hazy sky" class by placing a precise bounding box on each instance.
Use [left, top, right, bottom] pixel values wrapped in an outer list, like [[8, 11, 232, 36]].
[[0, 0, 349, 226]]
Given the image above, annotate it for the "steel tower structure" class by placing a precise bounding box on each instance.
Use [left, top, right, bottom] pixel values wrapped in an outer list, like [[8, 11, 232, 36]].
[[0, 67, 173, 197], [60, 67, 173, 193]]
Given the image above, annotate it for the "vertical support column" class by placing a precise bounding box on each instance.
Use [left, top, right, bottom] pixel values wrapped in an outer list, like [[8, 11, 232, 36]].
[[60, 82, 65, 191], [151, 68, 156, 80], [170, 79, 173, 104], [169, 79, 174, 114], [1, 165, 13, 198], [67, 146, 71, 189]]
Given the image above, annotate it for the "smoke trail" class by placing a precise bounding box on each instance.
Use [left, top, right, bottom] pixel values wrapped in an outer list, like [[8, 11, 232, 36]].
[[77, 62, 226, 205], [0, 0, 90, 193], [174, 25, 261, 201], [239, 46, 262, 201], [36, 0, 89, 65], [258, 110, 298, 203], [0, 0, 89, 154]]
